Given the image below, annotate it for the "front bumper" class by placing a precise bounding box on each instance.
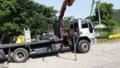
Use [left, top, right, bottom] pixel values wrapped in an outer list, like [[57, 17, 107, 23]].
[[90, 38, 96, 45]]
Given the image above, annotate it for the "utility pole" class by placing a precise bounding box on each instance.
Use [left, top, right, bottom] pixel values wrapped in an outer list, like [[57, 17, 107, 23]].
[[90, 0, 95, 16], [97, 0, 102, 42], [97, 0, 102, 27]]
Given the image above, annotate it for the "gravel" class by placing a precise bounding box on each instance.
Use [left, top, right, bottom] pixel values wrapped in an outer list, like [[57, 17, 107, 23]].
[[1, 41, 120, 68]]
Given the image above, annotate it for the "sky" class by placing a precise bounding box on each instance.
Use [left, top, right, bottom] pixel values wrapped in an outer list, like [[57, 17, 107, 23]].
[[34, 0, 120, 19]]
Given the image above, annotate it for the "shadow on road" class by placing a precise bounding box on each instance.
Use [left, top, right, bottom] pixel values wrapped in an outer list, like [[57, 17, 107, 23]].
[[0, 58, 7, 64], [0, 47, 78, 63], [0, 61, 5, 64], [30, 48, 72, 59], [30, 47, 78, 61]]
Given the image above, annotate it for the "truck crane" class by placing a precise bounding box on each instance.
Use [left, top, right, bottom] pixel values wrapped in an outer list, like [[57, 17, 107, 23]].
[[53, 0, 74, 40], [0, 0, 96, 63]]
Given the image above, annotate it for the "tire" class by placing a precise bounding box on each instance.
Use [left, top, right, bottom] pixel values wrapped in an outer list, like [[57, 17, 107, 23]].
[[77, 40, 90, 53], [12, 48, 29, 63]]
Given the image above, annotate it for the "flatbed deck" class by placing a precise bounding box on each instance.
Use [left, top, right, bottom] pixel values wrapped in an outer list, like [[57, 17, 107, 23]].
[[0, 40, 53, 49]]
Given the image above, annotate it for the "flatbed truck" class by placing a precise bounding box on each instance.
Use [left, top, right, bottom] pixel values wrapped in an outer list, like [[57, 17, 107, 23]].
[[0, 0, 96, 63]]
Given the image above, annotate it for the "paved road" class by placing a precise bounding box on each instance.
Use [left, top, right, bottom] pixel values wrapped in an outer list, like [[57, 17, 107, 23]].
[[1, 42, 120, 68]]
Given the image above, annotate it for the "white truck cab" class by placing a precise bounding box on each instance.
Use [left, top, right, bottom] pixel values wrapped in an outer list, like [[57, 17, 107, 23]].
[[70, 19, 96, 53], [78, 19, 96, 44]]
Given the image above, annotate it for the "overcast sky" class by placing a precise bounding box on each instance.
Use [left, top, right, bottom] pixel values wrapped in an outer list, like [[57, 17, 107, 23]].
[[34, 0, 120, 18]]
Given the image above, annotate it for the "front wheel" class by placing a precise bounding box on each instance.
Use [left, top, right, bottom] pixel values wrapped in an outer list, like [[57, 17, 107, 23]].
[[77, 40, 90, 53]]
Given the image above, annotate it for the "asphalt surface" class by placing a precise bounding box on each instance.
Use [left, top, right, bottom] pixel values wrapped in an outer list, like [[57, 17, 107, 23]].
[[1, 41, 120, 68]]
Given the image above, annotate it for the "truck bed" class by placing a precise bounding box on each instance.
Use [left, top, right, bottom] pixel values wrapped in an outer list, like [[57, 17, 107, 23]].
[[0, 40, 53, 49]]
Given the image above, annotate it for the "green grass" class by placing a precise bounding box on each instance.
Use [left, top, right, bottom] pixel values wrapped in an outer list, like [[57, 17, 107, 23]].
[[97, 38, 120, 44]]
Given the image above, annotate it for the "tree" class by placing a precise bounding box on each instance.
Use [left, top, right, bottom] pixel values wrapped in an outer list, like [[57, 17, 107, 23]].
[[0, 0, 56, 44], [89, 2, 119, 33], [0, 0, 16, 17], [15, 0, 56, 35], [113, 10, 120, 25], [63, 16, 74, 28], [0, 0, 17, 43]]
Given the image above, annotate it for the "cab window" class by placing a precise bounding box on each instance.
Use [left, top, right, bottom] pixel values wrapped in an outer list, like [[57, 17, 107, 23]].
[[82, 20, 88, 28]]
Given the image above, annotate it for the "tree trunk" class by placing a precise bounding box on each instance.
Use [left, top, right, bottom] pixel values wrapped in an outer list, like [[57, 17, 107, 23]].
[[0, 32, 12, 44], [0, 34, 5, 44]]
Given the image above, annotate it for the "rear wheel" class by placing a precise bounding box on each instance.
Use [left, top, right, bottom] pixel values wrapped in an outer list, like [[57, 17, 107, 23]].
[[77, 40, 90, 53], [12, 48, 29, 63]]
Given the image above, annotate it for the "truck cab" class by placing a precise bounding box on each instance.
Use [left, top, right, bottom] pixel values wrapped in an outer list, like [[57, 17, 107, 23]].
[[70, 19, 96, 53], [78, 19, 96, 44]]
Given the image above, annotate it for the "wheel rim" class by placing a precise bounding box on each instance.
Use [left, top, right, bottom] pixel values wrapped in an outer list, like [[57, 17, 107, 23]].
[[15, 51, 25, 61], [81, 43, 89, 51]]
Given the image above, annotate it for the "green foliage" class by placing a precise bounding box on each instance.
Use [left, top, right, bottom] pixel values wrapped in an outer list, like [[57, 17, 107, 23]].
[[88, 2, 120, 38], [89, 2, 120, 34], [113, 10, 120, 25], [0, 0, 16, 17], [95, 2, 113, 20], [64, 16, 74, 28], [0, 22, 19, 32], [0, 0, 56, 43]]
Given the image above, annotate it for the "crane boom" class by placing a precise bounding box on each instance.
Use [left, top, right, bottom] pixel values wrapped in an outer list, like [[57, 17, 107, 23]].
[[58, 0, 74, 37], [58, 0, 74, 21]]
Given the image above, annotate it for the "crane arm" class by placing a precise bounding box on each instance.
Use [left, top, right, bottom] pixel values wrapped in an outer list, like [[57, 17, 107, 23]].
[[58, 0, 74, 21], [53, 0, 75, 41], [58, 0, 75, 37]]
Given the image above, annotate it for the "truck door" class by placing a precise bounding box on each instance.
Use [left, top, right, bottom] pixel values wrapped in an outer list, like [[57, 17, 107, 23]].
[[78, 19, 95, 39], [88, 21, 94, 33]]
